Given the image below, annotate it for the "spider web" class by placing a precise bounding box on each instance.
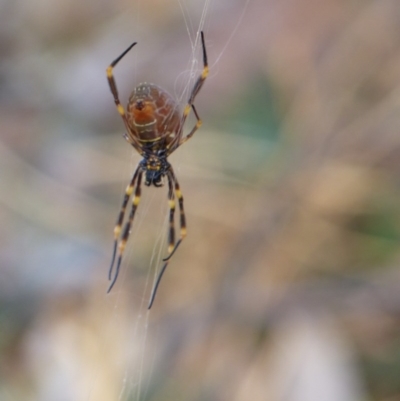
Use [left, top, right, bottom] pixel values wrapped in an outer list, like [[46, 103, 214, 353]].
[[87, 1, 251, 400]]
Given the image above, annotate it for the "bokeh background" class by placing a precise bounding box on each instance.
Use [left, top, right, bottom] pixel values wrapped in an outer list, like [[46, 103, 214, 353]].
[[2, 0, 400, 400]]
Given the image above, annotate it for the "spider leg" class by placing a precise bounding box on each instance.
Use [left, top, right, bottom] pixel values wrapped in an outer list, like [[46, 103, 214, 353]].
[[109, 164, 140, 280], [187, 31, 208, 105], [148, 261, 168, 309], [147, 174, 175, 309], [163, 169, 186, 261], [177, 104, 201, 147], [166, 174, 176, 255], [148, 169, 187, 309], [106, 43, 144, 155], [108, 170, 143, 293], [168, 31, 208, 154]]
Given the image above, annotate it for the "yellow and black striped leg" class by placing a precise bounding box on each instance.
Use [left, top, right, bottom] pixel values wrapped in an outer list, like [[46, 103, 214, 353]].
[[167, 175, 176, 255], [167, 31, 208, 153], [178, 31, 208, 147], [109, 165, 140, 280], [148, 171, 187, 309], [187, 31, 208, 105], [106, 42, 143, 154], [108, 170, 143, 293], [163, 170, 186, 262], [107, 41, 136, 106], [148, 174, 175, 309], [178, 104, 202, 147]]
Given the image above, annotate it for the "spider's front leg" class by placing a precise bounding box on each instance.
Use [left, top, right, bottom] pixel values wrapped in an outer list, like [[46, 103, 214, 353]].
[[167, 31, 208, 154], [107, 41, 144, 156]]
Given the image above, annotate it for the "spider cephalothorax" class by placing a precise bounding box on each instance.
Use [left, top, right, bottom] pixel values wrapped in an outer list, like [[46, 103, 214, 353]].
[[106, 32, 208, 308], [141, 153, 170, 187]]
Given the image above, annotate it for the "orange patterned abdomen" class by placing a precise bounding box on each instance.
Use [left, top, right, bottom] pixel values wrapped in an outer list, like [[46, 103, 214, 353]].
[[126, 83, 181, 146]]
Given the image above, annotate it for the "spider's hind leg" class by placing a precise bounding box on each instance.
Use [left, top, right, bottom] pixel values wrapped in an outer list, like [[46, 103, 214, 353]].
[[163, 169, 186, 261], [108, 169, 143, 293], [109, 165, 140, 280], [148, 169, 187, 309]]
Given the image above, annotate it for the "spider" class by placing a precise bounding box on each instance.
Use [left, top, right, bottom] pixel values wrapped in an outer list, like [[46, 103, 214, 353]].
[[106, 32, 208, 309]]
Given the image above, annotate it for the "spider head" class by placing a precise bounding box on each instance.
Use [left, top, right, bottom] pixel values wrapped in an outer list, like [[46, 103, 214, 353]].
[[143, 155, 168, 187]]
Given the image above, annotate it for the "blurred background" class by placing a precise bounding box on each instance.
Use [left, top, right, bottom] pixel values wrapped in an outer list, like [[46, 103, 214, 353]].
[[1, 0, 400, 400]]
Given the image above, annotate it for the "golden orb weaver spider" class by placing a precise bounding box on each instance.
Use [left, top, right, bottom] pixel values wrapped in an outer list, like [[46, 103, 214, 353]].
[[107, 32, 208, 309]]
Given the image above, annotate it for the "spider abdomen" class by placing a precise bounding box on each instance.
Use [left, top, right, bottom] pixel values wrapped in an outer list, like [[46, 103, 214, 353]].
[[126, 83, 181, 147]]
